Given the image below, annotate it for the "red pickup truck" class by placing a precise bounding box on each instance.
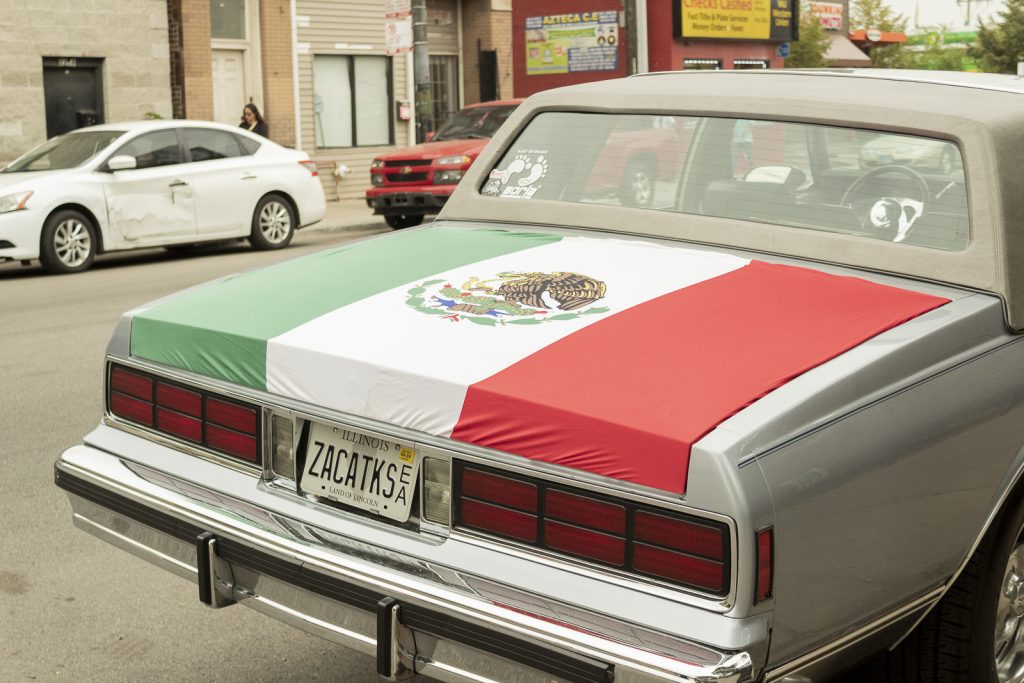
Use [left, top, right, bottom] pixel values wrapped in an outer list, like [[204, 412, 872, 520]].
[[366, 100, 521, 228]]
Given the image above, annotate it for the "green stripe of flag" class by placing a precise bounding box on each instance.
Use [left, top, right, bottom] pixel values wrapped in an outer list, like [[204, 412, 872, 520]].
[[130, 226, 562, 388]]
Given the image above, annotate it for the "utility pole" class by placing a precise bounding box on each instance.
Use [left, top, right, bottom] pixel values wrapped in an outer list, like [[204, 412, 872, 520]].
[[625, 0, 637, 75], [412, 0, 432, 142]]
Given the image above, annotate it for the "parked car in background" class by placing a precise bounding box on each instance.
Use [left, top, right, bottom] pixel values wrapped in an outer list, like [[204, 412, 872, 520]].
[[0, 120, 325, 273], [859, 132, 960, 173], [56, 70, 1024, 682], [366, 100, 520, 229]]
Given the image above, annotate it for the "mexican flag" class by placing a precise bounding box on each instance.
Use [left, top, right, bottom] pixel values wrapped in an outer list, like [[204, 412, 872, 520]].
[[129, 225, 948, 493]]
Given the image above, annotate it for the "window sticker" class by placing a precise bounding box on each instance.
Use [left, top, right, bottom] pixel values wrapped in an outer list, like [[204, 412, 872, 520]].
[[482, 150, 549, 199]]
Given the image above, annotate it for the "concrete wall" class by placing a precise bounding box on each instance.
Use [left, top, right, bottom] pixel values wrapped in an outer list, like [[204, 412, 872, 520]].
[[0, 0, 172, 163]]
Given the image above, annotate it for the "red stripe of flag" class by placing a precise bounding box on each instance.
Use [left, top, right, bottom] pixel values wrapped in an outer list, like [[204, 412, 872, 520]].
[[451, 261, 949, 493]]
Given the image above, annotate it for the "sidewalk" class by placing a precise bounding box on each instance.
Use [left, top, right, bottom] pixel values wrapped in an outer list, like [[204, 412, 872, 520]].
[[310, 198, 387, 233]]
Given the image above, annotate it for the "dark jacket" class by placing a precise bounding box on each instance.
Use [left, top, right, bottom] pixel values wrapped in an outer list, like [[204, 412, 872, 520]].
[[240, 120, 268, 138]]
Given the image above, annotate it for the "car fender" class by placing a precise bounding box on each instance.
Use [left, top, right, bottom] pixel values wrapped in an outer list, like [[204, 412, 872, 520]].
[[729, 292, 1024, 671]]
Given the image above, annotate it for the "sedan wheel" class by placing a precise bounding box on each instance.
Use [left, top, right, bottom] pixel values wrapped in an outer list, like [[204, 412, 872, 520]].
[[40, 209, 97, 274], [249, 194, 295, 250], [996, 544, 1024, 681]]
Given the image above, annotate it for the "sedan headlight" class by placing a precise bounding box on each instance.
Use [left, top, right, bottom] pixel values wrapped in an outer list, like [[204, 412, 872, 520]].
[[435, 155, 471, 166], [0, 190, 32, 213]]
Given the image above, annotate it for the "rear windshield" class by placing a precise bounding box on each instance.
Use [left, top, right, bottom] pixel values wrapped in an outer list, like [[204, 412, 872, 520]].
[[482, 113, 969, 251]]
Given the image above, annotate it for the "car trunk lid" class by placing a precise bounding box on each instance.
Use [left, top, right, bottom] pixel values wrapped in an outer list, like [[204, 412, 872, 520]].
[[127, 224, 948, 493]]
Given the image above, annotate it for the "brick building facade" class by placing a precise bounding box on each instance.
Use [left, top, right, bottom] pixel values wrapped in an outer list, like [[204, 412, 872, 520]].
[[511, 1, 799, 99], [171, 0, 296, 147], [0, 0, 513, 199], [298, 0, 513, 201], [0, 0, 173, 163]]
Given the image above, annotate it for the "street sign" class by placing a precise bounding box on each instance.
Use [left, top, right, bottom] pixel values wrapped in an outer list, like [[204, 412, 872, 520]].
[[385, 17, 413, 55], [777, 42, 790, 58]]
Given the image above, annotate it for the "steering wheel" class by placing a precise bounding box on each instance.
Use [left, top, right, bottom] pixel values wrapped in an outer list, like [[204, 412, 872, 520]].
[[840, 165, 931, 242]]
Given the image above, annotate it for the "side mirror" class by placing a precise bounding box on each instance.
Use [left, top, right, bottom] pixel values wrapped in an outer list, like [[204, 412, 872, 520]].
[[425, 131, 436, 142], [107, 155, 137, 171]]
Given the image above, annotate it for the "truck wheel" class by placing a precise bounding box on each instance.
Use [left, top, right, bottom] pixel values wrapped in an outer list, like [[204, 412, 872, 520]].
[[385, 214, 424, 230], [249, 194, 295, 250], [876, 487, 1024, 682], [40, 209, 97, 274]]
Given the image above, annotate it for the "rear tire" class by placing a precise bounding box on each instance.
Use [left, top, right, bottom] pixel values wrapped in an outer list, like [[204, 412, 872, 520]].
[[249, 194, 295, 250], [619, 159, 656, 208], [39, 209, 97, 274], [384, 214, 424, 230], [867, 489, 1024, 682]]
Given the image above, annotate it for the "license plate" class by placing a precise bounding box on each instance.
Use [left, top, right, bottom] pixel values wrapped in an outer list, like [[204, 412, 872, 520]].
[[299, 423, 420, 523]]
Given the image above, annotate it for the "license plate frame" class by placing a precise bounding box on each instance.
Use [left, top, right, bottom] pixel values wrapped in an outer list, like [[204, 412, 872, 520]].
[[299, 422, 421, 523]]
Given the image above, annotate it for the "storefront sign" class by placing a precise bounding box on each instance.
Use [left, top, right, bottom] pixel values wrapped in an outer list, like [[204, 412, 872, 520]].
[[809, 2, 843, 31], [525, 11, 619, 75], [676, 0, 796, 42]]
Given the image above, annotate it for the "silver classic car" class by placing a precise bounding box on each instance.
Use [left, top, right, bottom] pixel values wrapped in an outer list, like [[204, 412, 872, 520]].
[[55, 70, 1024, 682]]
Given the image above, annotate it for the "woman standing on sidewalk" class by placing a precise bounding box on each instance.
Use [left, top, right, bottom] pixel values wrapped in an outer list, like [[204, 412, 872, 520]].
[[240, 103, 268, 137]]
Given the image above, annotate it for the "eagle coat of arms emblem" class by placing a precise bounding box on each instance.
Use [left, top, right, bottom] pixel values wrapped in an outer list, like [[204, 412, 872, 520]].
[[405, 271, 610, 326]]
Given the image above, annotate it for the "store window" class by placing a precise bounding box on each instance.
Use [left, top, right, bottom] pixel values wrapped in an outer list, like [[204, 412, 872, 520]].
[[210, 0, 246, 40], [683, 59, 722, 70], [733, 59, 769, 69], [313, 55, 392, 148]]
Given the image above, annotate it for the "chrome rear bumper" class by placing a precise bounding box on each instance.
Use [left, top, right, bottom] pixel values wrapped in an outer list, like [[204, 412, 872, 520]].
[[56, 443, 760, 683]]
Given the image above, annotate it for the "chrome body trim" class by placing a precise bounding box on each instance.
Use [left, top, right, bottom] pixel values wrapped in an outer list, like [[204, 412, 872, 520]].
[[56, 444, 763, 683], [763, 588, 944, 682], [104, 354, 740, 612]]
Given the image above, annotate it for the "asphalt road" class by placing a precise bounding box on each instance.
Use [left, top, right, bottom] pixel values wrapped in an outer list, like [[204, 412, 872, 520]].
[[0, 225, 452, 682]]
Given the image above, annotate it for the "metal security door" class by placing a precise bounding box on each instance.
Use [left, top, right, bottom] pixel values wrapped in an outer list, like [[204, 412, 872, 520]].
[[43, 57, 105, 138]]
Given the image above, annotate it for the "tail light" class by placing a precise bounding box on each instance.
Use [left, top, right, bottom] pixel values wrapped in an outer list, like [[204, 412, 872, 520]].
[[107, 363, 261, 464], [755, 527, 774, 604], [454, 463, 730, 596], [299, 160, 318, 176]]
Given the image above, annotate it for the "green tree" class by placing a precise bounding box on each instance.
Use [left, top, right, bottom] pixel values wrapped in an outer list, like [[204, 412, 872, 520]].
[[850, 0, 913, 68], [969, 0, 1024, 73], [911, 30, 966, 71], [785, 1, 832, 68]]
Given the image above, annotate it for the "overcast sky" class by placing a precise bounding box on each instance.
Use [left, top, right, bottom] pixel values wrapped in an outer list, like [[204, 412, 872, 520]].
[[873, 0, 1004, 31]]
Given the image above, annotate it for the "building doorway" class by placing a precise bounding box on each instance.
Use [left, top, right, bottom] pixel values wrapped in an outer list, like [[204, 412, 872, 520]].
[[209, 0, 262, 126], [212, 49, 246, 125], [43, 57, 105, 138]]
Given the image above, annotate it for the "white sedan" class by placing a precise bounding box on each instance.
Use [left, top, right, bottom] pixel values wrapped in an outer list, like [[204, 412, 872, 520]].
[[0, 120, 326, 273]]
